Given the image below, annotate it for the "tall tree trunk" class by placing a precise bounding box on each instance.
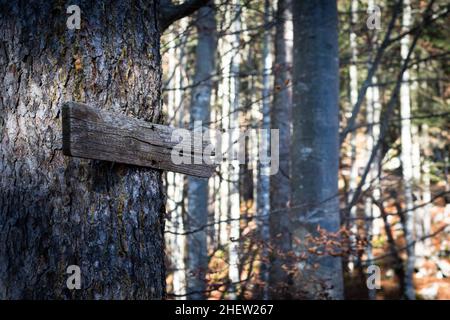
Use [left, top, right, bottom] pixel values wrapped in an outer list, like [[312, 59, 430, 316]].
[[347, 0, 359, 274], [165, 19, 188, 299], [291, 0, 343, 299], [269, 0, 293, 299], [0, 0, 165, 299], [211, 89, 222, 251], [227, 0, 241, 298], [257, 0, 272, 299], [364, 0, 383, 293], [361, 0, 384, 300], [186, 3, 216, 299], [218, 20, 230, 248], [399, 0, 416, 300], [365, 75, 382, 300], [218, 0, 241, 298]]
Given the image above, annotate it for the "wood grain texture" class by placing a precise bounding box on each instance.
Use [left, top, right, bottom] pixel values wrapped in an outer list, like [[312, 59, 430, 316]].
[[62, 102, 216, 178]]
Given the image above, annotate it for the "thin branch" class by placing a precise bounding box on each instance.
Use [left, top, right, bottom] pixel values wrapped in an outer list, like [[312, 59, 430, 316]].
[[361, 224, 449, 265], [345, 0, 437, 215], [339, 0, 402, 145]]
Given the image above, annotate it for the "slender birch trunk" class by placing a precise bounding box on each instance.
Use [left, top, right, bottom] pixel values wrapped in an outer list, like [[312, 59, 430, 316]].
[[218, 21, 230, 247], [165, 22, 188, 299], [399, 0, 416, 300], [218, 0, 241, 298], [227, 0, 242, 298], [186, 3, 217, 299], [347, 0, 360, 273], [365, 75, 382, 300]]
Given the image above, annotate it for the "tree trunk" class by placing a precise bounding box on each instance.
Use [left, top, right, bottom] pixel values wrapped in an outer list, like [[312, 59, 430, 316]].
[[227, 0, 241, 298], [186, 3, 216, 299], [399, 0, 416, 300], [0, 0, 165, 299], [218, 0, 241, 298], [269, 0, 293, 299], [291, 0, 343, 299], [256, 0, 272, 300], [365, 74, 382, 300], [164, 19, 188, 299], [347, 0, 359, 274]]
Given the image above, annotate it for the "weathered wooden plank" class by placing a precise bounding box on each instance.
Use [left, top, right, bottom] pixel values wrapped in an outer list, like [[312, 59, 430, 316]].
[[62, 102, 216, 178]]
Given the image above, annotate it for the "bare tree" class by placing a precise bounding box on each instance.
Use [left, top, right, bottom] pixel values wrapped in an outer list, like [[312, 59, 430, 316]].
[[269, 0, 293, 299], [257, 0, 273, 299], [347, 0, 360, 273], [363, 0, 383, 300], [217, 0, 242, 298], [186, 2, 217, 299], [165, 20, 188, 299], [399, 0, 416, 300], [291, 0, 343, 299]]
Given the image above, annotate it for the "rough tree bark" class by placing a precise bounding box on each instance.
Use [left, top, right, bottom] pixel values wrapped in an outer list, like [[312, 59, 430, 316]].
[[291, 0, 344, 299], [0, 0, 166, 299], [269, 0, 293, 299], [186, 3, 216, 299]]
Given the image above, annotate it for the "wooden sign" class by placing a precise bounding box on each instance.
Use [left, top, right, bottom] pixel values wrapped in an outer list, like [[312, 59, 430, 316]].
[[62, 102, 216, 178]]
